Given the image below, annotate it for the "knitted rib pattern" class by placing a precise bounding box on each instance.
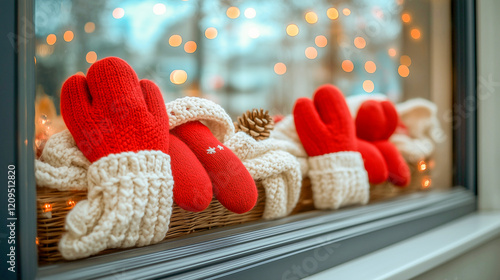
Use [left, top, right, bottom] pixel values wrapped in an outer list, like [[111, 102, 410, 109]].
[[270, 115, 309, 176], [226, 132, 302, 219], [166, 97, 235, 143], [308, 152, 369, 209], [59, 150, 174, 260], [35, 130, 90, 191]]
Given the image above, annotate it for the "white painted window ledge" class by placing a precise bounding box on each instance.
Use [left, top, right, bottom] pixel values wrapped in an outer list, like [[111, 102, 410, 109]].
[[306, 212, 500, 280]]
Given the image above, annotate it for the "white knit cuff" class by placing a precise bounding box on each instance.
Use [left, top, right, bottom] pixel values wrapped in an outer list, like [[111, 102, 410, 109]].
[[35, 130, 90, 191], [308, 151, 369, 210], [59, 150, 174, 260], [165, 97, 235, 142]]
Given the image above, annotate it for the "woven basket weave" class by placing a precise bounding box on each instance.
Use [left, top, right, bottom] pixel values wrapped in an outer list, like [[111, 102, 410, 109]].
[[37, 159, 430, 264]]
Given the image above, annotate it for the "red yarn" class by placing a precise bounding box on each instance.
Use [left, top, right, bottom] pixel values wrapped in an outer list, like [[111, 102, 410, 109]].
[[355, 100, 410, 187], [61, 57, 169, 162], [171, 121, 258, 214], [169, 134, 213, 212], [293, 84, 357, 157]]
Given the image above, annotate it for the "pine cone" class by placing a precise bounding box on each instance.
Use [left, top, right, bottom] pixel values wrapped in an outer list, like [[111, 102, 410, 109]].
[[234, 108, 274, 140]]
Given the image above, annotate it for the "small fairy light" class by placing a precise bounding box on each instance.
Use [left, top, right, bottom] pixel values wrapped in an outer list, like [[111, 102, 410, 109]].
[[421, 177, 432, 189], [153, 3, 167, 15], [170, 70, 188, 85], [226, 6, 240, 19], [418, 160, 427, 172], [354, 37, 366, 49], [84, 22, 95, 33], [305, 47, 318, 59], [388, 48, 397, 57], [342, 60, 354, 72], [327, 8, 339, 20], [398, 65, 410, 77], [43, 203, 52, 213], [113, 7, 125, 19], [63, 30, 74, 42], [411, 28, 421, 40], [286, 24, 299, 37], [305, 11, 318, 24], [401, 13, 411, 23], [315, 35, 328, 47], [67, 199, 76, 208], [36, 237, 39, 245], [46, 34, 56, 45], [244, 8, 256, 19], [363, 80, 375, 93], [274, 62, 287, 75], [169, 35, 182, 47], [343, 8, 351, 16], [205, 27, 218, 39], [400, 55, 412, 66], [184, 41, 197, 53], [365, 61, 376, 73], [86, 51, 97, 63]]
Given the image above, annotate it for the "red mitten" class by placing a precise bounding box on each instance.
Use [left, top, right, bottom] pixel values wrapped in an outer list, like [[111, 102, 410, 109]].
[[171, 121, 258, 214], [169, 134, 212, 212], [59, 57, 174, 259], [356, 138, 388, 184], [355, 100, 411, 187], [293, 84, 369, 209]]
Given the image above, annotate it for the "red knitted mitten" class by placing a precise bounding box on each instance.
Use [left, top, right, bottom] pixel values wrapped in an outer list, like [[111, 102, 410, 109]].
[[61, 58, 169, 161], [356, 138, 388, 184], [169, 134, 212, 212], [355, 100, 411, 187], [293, 84, 369, 209], [171, 121, 258, 214], [59, 57, 174, 260]]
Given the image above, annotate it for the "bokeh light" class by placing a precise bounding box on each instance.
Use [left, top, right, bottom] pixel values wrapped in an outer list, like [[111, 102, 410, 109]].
[[169, 35, 182, 47], [184, 41, 197, 53], [112, 7, 125, 19], [274, 63, 287, 75], [343, 8, 351, 16], [63, 31, 74, 42], [411, 28, 421, 39], [400, 55, 412, 66], [248, 27, 260, 38], [226, 6, 240, 19], [342, 60, 354, 72], [84, 22, 95, 33], [315, 35, 327, 47], [401, 13, 411, 23], [365, 61, 376, 73], [86, 51, 97, 63], [398, 65, 410, 77], [388, 48, 397, 57], [170, 70, 188, 85], [153, 3, 167, 15], [418, 160, 427, 172], [305, 11, 318, 24], [354, 37, 366, 49], [422, 177, 432, 189], [205, 27, 218, 39], [305, 47, 318, 59], [327, 8, 339, 20], [46, 34, 56, 45], [244, 8, 256, 19], [363, 80, 374, 93], [286, 24, 299, 37]]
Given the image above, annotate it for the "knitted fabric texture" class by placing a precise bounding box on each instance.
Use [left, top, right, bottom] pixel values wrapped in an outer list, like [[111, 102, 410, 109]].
[[226, 132, 302, 219], [308, 152, 369, 209], [35, 130, 90, 191], [271, 115, 309, 176], [166, 97, 235, 143], [59, 151, 174, 260]]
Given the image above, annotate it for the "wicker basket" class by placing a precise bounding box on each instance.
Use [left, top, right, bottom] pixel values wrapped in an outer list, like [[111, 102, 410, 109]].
[[37, 159, 431, 264]]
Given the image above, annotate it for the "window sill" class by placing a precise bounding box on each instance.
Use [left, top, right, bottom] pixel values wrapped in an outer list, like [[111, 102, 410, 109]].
[[306, 211, 500, 280]]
